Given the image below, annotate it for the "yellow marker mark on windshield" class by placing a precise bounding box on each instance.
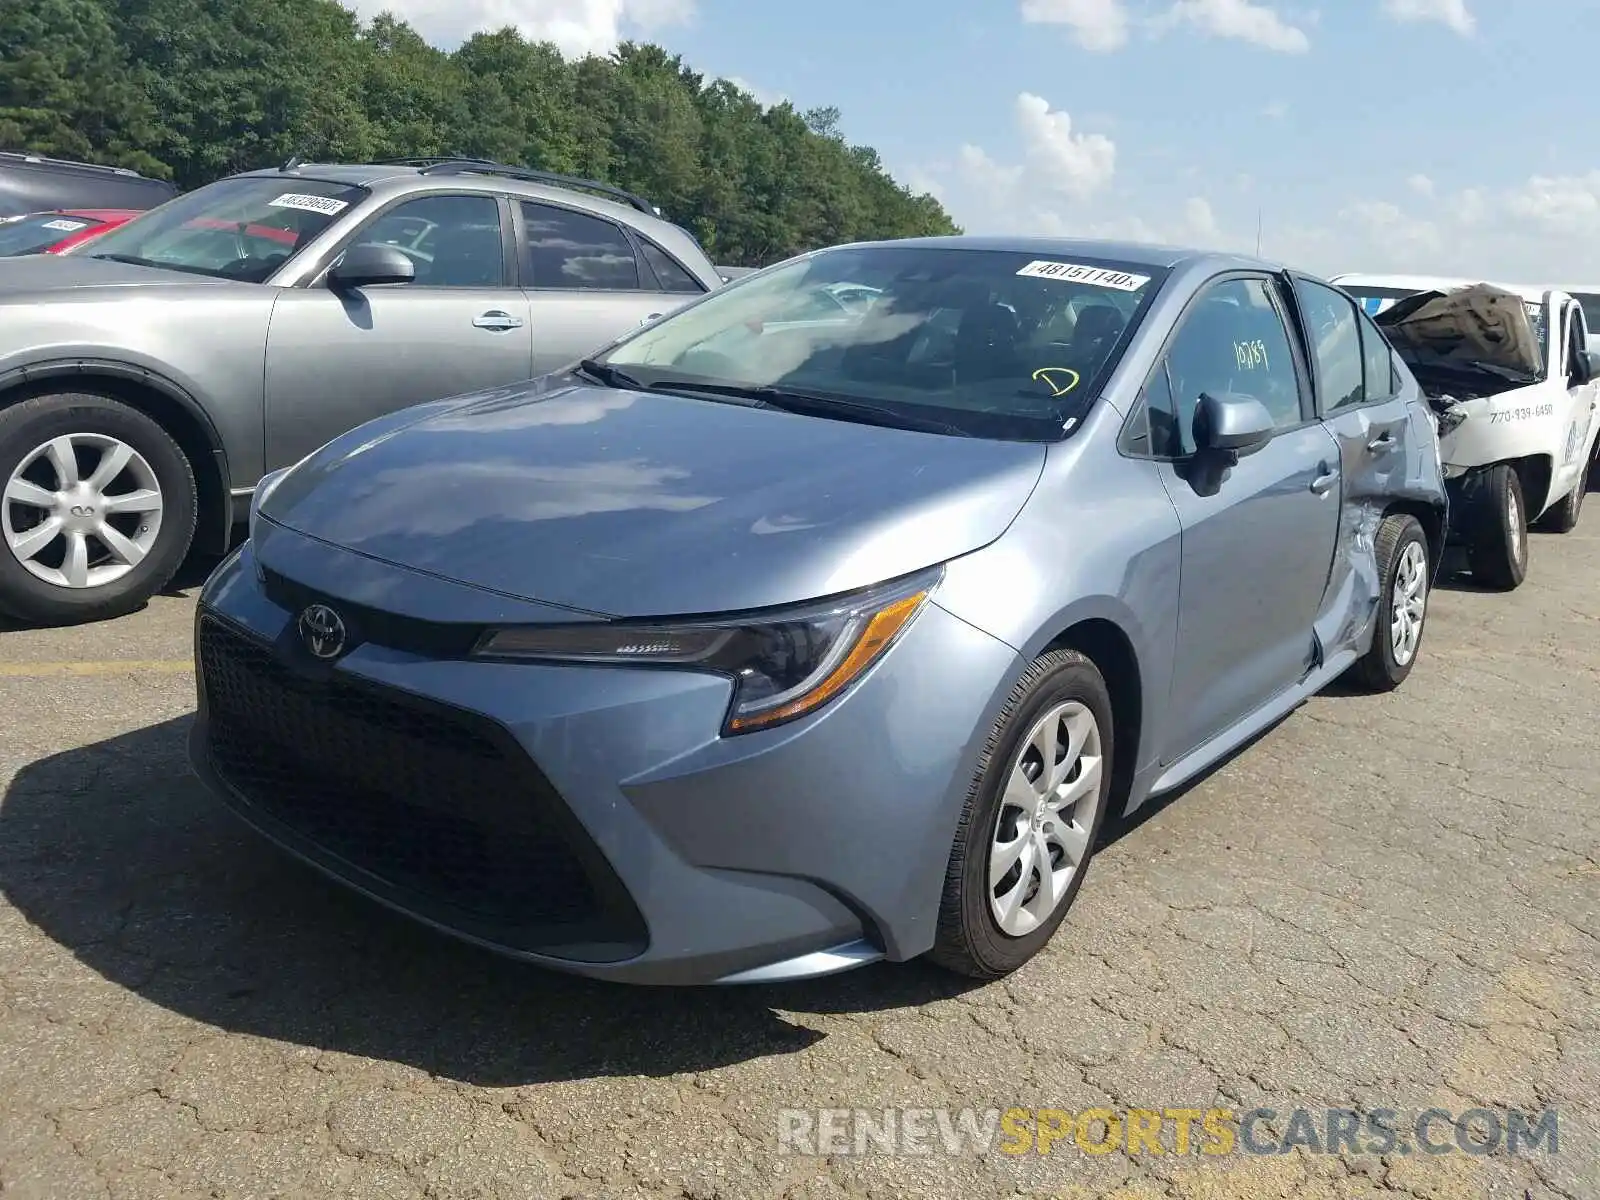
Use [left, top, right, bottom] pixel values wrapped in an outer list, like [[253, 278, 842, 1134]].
[[1032, 367, 1081, 397]]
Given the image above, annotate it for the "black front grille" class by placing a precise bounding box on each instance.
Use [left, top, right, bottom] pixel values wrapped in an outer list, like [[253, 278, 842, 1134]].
[[197, 613, 645, 958]]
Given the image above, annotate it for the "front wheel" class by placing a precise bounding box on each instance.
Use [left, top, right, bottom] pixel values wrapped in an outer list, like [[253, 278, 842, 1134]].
[[929, 649, 1114, 979], [1466, 464, 1527, 591], [0, 393, 198, 624]]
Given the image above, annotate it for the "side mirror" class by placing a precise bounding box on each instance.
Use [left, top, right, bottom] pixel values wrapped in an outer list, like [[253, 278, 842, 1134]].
[[1193, 391, 1275, 459], [327, 242, 415, 290]]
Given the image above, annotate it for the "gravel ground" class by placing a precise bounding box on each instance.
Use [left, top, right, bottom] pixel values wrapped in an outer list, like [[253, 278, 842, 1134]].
[[0, 520, 1596, 1200]]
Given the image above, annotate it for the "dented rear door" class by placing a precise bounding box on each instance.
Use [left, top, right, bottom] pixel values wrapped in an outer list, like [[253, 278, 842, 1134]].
[[1286, 275, 1420, 663]]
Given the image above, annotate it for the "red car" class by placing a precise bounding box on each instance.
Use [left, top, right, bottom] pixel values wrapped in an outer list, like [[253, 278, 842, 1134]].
[[0, 208, 141, 257]]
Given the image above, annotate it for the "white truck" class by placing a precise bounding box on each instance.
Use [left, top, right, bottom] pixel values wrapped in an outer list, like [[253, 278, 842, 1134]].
[[1332, 274, 1600, 589]]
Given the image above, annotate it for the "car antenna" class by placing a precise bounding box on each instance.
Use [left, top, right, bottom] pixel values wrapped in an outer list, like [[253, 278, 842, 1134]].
[[1255, 209, 1263, 257], [280, 154, 305, 173]]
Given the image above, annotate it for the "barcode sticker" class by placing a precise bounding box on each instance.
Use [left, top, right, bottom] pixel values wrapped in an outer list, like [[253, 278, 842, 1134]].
[[267, 193, 350, 216], [1016, 261, 1151, 291]]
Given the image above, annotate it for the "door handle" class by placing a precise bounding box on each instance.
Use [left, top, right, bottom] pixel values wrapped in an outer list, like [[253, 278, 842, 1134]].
[[1366, 430, 1395, 453], [473, 310, 524, 331], [1310, 464, 1339, 494], [639, 312, 663, 326]]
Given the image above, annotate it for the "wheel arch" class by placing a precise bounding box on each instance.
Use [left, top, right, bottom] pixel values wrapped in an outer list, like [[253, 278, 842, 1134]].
[[1382, 497, 1447, 576], [1038, 616, 1144, 818], [0, 361, 233, 553], [1510, 453, 1554, 518]]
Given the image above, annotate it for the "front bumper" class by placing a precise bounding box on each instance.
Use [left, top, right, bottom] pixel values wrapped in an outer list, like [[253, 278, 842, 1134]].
[[188, 529, 1019, 985]]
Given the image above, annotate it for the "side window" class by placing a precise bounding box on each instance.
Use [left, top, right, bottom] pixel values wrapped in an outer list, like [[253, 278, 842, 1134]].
[[521, 201, 640, 290], [1292, 278, 1365, 412], [1161, 276, 1303, 454], [639, 240, 705, 294], [354, 194, 505, 288], [1356, 308, 1398, 402]]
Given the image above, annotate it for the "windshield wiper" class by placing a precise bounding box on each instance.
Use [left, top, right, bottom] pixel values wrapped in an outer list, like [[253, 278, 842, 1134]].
[[743, 387, 972, 437], [577, 360, 970, 435], [576, 358, 649, 391], [90, 253, 162, 268]]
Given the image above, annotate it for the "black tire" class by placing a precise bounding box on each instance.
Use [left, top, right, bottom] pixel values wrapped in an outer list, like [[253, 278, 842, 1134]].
[[0, 393, 198, 625], [1347, 514, 1429, 693], [1466, 464, 1527, 591], [928, 649, 1115, 979], [1537, 473, 1585, 534]]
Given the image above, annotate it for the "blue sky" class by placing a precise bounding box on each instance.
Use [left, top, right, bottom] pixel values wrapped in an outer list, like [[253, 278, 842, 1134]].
[[348, 0, 1600, 282]]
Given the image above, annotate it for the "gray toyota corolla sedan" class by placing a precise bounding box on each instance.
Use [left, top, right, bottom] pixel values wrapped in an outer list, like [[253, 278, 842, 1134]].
[[190, 236, 1448, 985]]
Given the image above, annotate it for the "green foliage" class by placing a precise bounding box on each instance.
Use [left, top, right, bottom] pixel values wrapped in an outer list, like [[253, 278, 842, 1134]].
[[0, 0, 959, 263]]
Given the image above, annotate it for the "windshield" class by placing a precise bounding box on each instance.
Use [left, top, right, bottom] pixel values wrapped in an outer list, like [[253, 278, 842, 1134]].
[[83, 176, 369, 281], [592, 245, 1169, 440], [0, 212, 108, 256]]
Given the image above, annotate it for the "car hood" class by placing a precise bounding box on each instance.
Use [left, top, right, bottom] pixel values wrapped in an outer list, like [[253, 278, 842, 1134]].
[[1376, 283, 1546, 396], [259, 378, 1048, 617], [0, 253, 248, 300]]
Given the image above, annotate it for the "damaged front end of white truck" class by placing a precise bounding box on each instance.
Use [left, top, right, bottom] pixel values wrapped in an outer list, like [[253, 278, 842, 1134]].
[[1369, 283, 1600, 590]]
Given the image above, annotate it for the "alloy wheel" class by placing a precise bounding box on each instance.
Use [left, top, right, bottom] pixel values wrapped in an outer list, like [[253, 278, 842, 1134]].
[[1389, 540, 1427, 667], [2, 433, 164, 588], [987, 699, 1103, 937], [1508, 486, 1525, 567]]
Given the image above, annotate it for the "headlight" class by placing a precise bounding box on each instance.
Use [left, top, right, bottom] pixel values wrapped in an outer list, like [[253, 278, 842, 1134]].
[[472, 566, 941, 735]]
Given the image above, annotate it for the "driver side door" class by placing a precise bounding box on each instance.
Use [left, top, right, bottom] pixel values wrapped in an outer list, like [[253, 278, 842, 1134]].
[[1141, 275, 1343, 762], [263, 191, 533, 470]]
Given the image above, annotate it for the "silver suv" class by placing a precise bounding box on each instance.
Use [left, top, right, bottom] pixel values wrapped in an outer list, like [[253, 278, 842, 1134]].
[[0, 157, 723, 624]]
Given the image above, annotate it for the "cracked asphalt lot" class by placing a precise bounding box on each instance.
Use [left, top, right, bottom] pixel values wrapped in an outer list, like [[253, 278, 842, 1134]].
[[0, 525, 1596, 1200]]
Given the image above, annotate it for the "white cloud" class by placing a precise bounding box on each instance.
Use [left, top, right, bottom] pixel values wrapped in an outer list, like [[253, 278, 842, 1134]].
[[1407, 173, 1435, 197], [1267, 172, 1600, 282], [949, 93, 1117, 226], [1020, 0, 1131, 52], [1157, 0, 1311, 53], [341, 0, 694, 55], [724, 76, 787, 108], [1262, 100, 1289, 120], [1014, 93, 1118, 199], [1381, 0, 1475, 36]]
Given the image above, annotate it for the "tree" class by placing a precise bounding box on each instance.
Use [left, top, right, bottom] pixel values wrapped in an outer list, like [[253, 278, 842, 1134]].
[[0, 0, 960, 263]]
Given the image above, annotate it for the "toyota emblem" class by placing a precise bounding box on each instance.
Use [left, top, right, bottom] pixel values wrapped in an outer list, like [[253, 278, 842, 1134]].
[[297, 603, 347, 660]]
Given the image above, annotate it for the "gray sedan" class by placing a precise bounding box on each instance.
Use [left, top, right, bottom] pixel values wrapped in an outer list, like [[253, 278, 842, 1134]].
[[190, 236, 1448, 984]]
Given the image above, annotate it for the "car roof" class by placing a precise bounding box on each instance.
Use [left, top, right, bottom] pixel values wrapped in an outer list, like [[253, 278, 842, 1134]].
[[821, 234, 1288, 274], [231, 162, 666, 228]]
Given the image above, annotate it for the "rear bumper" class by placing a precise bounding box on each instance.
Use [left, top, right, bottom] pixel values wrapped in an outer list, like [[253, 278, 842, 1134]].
[[188, 534, 1019, 985]]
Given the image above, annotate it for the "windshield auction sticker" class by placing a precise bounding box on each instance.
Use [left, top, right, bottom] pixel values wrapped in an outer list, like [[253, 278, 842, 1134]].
[[1016, 261, 1150, 290], [267, 193, 350, 216]]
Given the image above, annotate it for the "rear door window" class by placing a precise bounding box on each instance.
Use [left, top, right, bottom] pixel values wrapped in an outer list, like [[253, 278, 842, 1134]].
[[1293, 278, 1366, 413], [520, 202, 641, 290]]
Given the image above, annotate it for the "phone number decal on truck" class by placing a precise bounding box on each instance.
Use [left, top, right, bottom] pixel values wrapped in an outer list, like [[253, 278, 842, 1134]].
[[1488, 403, 1555, 424]]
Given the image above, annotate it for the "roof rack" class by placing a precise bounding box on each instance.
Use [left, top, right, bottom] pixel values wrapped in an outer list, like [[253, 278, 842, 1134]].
[[0, 150, 147, 179], [411, 158, 661, 216]]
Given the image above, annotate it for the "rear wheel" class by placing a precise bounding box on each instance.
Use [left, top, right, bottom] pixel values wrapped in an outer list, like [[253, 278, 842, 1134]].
[[929, 649, 1114, 979], [1537, 473, 1585, 534], [0, 393, 197, 624], [1347, 514, 1429, 693], [1466, 463, 1527, 591]]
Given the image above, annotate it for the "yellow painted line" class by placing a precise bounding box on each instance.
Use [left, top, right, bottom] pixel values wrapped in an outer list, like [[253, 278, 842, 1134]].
[[0, 659, 192, 678]]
